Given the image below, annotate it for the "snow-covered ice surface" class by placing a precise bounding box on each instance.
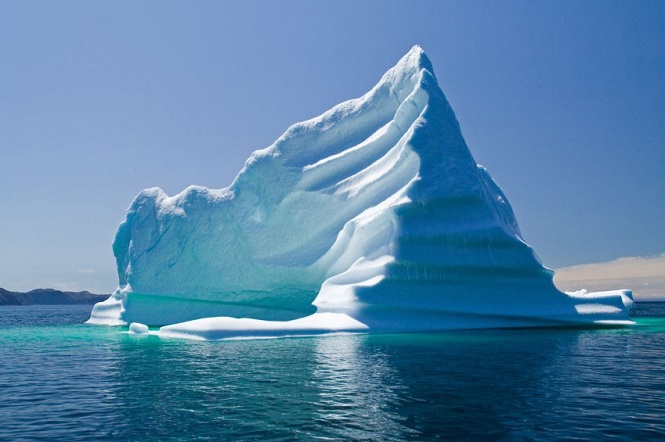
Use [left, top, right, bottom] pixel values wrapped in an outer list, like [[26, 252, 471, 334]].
[[88, 46, 634, 340]]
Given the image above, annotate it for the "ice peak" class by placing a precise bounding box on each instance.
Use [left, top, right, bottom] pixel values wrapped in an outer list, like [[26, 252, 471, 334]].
[[393, 45, 434, 75], [374, 45, 437, 102], [402, 45, 433, 72]]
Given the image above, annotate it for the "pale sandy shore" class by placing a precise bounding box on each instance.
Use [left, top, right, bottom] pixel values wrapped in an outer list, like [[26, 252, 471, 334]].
[[555, 254, 665, 302]]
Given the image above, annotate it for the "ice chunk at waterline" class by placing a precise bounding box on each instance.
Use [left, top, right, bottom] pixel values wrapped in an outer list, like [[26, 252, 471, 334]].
[[88, 46, 634, 338]]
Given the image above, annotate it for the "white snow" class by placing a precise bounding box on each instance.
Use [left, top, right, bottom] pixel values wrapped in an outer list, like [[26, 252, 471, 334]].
[[158, 313, 368, 341], [88, 46, 634, 339]]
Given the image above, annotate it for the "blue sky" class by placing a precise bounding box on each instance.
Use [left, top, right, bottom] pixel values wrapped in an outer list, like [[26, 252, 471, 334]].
[[1, 1, 664, 293]]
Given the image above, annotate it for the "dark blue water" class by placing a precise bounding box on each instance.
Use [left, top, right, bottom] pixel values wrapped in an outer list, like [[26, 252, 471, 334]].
[[1, 304, 664, 441]]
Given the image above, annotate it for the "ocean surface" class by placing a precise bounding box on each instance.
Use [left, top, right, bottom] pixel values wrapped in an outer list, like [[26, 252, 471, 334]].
[[1, 304, 664, 441]]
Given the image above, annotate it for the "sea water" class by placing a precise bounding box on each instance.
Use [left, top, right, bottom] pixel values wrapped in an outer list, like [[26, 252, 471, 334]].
[[0, 304, 664, 441]]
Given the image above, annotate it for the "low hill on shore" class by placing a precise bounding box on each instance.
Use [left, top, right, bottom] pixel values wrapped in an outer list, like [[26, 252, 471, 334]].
[[0, 288, 108, 306]]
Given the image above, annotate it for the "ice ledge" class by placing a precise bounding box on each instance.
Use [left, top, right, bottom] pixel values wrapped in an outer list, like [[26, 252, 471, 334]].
[[566, 289, 635, 310], [122, 288, 634, 341], [153, 312, 369, 341]]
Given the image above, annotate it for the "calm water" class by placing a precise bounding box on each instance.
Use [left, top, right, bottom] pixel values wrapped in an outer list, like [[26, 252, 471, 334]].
[[1, 304, 664, 441]]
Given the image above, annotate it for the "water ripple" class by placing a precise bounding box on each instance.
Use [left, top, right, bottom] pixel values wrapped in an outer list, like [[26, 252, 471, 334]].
[[0, 304, 664, 440]]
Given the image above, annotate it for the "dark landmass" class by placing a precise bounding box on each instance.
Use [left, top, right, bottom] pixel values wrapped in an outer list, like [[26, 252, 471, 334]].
[[0, 288, 109, 306]]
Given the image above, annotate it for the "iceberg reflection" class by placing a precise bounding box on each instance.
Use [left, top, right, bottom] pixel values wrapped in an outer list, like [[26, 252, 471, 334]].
[[312, 335, 416, 439]]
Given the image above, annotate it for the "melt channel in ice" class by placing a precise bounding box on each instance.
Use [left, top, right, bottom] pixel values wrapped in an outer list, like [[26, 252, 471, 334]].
[[89, 46, 634, 340]]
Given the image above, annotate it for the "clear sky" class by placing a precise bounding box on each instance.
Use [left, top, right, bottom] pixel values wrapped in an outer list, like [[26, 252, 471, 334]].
[[1, 0, 664, 293]]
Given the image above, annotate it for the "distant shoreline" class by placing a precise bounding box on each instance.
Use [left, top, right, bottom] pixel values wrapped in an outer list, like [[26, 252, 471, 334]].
[[1, 287, 662, 308], [0, 288, 108, 306]]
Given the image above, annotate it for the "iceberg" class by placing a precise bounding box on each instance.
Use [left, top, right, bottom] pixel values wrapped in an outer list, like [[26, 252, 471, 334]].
[[89, 46, 634, 339]]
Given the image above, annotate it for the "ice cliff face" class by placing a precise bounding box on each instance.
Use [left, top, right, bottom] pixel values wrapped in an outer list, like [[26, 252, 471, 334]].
[[89, 46, 633, 337]]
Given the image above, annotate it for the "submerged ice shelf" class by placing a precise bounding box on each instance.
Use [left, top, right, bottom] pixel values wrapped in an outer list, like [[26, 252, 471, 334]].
[[89, 46, 634, 339]]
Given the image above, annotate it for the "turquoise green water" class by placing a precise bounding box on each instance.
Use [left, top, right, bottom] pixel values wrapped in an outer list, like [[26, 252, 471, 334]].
[[1, 304, 664, 440]]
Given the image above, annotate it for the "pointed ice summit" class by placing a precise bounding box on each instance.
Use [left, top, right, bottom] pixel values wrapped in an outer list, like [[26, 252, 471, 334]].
[[89, 46, 633, 339]]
